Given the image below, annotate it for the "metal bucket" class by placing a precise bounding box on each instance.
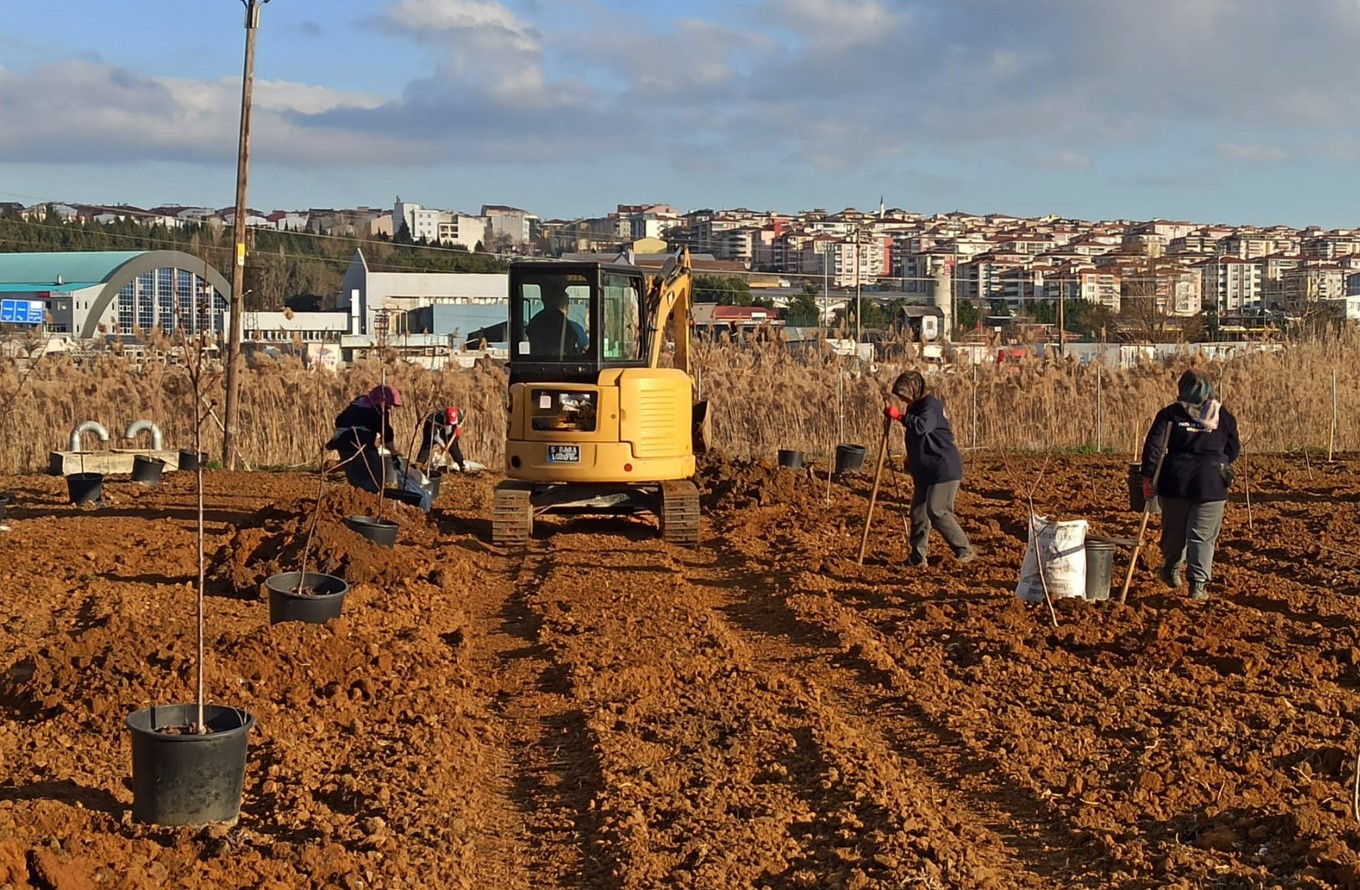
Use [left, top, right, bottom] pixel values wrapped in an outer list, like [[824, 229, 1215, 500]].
[[1084, 539, 1116, 601]]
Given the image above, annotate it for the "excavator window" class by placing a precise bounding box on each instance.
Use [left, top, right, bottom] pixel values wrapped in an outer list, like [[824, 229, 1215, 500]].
[[518, 275, 591, 360], [601, 274, 641, 361]]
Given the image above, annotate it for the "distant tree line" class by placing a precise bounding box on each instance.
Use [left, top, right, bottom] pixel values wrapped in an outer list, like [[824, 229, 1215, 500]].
[[0, 207, 507, 310]]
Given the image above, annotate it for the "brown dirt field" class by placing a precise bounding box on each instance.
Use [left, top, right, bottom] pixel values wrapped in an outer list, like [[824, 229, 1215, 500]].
[[1, 452, 1360, 888]]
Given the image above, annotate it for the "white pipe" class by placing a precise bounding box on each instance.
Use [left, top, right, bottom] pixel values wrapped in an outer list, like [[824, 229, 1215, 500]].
[[69, 421, 110, 452], [124, 420, 164, 451]]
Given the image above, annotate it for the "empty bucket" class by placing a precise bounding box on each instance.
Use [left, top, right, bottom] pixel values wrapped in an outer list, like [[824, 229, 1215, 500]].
[[264, 572, 348, 625], [777, 449, 803, 469], [1084, 538, 1116, 601], [132, 455, 166, 487], [179, 450, 208, 472], [834, 444, 866, 474], [343, 515, 398, 547], [67, 472, 104, 505]]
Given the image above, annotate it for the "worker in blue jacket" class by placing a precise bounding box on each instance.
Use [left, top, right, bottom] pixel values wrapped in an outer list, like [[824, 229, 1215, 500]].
[[1141, 368, 1240, 602], [884, 371, 975, 567]]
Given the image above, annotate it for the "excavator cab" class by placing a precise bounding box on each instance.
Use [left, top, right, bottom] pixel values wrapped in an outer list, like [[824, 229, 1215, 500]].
[[493, 249, 706, 547]]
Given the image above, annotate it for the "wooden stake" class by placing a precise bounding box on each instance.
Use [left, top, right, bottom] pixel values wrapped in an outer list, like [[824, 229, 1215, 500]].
[[857, 418, 892, 566], [1329, 368, 1337, 462]]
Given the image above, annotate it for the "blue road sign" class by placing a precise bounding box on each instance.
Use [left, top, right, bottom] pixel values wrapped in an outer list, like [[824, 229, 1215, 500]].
[[0, 299, 45, 324]]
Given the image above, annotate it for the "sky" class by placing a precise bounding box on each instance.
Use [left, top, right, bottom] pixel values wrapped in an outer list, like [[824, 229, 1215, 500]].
[[2, 0, 1359, 228]]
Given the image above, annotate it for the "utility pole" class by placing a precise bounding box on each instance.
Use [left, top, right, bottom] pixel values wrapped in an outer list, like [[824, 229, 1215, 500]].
[[1057, 274, 1065, 358], [222, 0, 271, 471], [854, 225, 863, 345]]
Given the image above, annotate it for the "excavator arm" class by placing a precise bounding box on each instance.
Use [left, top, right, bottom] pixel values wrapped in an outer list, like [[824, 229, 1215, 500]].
[[643, 247, 709, 452], [646, 247, 693, 372]]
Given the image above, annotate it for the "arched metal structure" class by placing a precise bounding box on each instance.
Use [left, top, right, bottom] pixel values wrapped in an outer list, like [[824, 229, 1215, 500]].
[[77, 251, 232, 339]]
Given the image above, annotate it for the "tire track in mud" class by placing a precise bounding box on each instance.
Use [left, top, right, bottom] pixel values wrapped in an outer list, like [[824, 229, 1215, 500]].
[[456, 536, 617, 889], [711, 505, 1113, 887], [510, 517, 1040, 888]]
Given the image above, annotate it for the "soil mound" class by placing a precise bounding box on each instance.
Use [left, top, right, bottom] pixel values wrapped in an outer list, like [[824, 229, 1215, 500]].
[[210, 486, 429, 594]]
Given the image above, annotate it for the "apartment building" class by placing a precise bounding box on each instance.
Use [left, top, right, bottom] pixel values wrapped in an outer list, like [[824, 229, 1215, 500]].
[[1199, 257, 1263, 314], [393, 198, 486, 250]]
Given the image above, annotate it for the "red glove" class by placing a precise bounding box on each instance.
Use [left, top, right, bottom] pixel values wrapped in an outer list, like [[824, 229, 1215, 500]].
[[884, 405, 902, 421], [1141, 477, 1154, 500]]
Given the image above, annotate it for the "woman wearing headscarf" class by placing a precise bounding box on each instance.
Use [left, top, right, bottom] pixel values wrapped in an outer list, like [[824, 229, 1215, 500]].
[[1140, 368, 1240, 601], [883, 371, 975, 567], [325, 384, 404, 493]]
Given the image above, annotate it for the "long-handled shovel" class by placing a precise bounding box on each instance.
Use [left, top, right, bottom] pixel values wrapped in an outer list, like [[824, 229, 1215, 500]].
[[857, 417, 893, 566], [1118, 421, 1173, 604]]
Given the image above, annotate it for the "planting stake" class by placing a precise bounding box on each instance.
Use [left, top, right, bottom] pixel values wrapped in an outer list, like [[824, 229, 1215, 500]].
[[857, 418, 892, 566], [1119, 421, 1172, 605], [1095, 363, 1102, 453], [1329, 368, 1337, 462]]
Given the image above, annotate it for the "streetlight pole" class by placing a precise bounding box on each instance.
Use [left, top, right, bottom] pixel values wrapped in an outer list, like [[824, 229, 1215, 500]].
[[222, 0, 271, 471]]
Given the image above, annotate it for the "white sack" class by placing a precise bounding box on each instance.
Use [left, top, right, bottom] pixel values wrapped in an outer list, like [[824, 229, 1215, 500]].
[[1016, 514, 1088, 602]]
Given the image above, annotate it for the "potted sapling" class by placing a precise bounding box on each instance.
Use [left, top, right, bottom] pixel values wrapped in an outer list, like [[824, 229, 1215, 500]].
[[266, 450, 352, 624], [124, 328, 254, 826]]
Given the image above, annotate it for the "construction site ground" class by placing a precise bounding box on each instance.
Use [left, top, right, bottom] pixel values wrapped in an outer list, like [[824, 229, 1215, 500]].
[[2, 452, 1359, 888]]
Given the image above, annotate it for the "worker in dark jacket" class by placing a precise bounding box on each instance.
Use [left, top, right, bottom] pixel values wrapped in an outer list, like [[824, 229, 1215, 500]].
[[1141, 368, 1240, 602], [326, 384, 403, 492], [884, 371, 975, 567], [417, 407, 468, 473]]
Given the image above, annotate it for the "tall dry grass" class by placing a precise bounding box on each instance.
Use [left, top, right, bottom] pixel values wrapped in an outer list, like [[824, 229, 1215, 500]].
[[1, 333, 1356, 473]]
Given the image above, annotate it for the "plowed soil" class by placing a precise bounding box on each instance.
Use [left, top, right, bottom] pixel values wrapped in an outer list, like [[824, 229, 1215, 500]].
[[3, 452, 1360, 888]]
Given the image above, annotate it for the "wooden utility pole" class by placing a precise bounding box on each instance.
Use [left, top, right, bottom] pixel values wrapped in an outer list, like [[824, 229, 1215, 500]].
[[222, 0, 271, 471], [1056, 276, 1066, 359], [854, 226, 863, 346]]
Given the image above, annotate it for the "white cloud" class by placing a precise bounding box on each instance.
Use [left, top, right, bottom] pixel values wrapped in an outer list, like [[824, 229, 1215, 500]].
[[770, 0, 897, 48], [385, 0, 539, 51], [1216, 142, 1289, 165]]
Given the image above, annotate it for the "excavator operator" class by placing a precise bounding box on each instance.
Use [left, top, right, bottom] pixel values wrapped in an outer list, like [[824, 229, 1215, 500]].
[[526, 280, 588, 358]]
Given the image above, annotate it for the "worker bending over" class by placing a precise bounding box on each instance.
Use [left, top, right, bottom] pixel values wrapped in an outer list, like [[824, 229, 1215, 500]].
[[417, 407, 469, 473], [326, 384, 403, 492]]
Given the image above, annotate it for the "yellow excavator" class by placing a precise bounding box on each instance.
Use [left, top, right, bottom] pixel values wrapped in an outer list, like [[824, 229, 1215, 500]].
[[492, 247, 709, 546]]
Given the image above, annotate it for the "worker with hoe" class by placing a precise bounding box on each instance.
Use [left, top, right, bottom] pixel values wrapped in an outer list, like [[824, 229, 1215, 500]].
[[526, 279, 588, 357], [417, 407, 470, 474], [1140, 368, 1240, 602], [883, 371, 975, 567], [326, 384, 404, 493]]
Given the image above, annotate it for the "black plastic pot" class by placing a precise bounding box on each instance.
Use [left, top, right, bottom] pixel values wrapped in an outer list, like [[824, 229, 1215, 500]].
[[0, 494, 9, 523], [834, 444, 867, 474], [126, 703, 255, 826], [179, 450, 208, 472], [265, 571, 348, 625], [1127, 463, 1160, 515], [67, 472, 104, 505], [131, 455, 165, 487], [777, 449, 803, 470], [383, 487, 424, 507], [343, 515, 398, 547]]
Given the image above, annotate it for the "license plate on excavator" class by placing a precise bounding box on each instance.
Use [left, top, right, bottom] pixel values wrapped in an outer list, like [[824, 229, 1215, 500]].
[[547, 445, 580, 464]]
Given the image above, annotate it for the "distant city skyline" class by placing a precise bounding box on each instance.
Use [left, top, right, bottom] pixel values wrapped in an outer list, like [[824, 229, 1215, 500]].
[[2, 1, 1360, 228]]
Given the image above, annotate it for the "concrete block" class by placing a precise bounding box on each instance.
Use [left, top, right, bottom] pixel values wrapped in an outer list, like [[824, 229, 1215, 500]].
[[48, 449, 183, 477]]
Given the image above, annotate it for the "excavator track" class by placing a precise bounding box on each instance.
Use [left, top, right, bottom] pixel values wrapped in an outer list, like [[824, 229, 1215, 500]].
[[492, 482, 534, 547], [658, 480, 700, 547]]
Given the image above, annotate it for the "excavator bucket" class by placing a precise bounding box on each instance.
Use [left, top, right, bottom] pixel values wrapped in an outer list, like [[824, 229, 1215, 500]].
[[692, 400, 711, 454]]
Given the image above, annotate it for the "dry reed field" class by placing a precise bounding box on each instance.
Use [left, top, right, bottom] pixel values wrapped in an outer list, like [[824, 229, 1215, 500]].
[[2, 333, 1357, 473]]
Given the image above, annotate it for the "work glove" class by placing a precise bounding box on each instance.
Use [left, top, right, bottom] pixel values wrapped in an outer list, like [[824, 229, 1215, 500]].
[[883, 405, 902, 421], [1141, 477, 1155, 500]]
